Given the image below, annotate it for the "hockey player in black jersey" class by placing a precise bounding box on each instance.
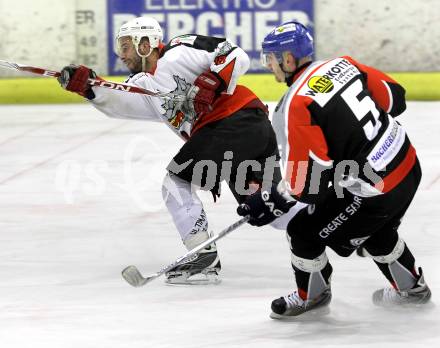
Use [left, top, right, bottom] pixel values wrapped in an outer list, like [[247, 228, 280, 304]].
[[237, 21, 431, 318], [57, 17, 304, 285]]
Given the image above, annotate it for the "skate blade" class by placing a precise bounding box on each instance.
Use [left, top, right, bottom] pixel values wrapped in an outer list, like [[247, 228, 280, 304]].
[[269, 306, 330, 321], [165, 272, 221, 286], [373, 300, 434, 310]]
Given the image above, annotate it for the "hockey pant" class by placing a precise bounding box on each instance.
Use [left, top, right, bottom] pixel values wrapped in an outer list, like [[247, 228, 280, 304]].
[[285, 161, 422, 299]]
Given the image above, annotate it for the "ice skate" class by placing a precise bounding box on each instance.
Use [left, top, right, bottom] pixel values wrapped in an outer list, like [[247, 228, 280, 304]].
[[373, 268, 431, 307], [270, 288, 332, 320], [165, 244, 221, 285]]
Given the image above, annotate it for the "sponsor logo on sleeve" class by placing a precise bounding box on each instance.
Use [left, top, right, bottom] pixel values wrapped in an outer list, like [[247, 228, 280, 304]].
[[298, 58, 362, 107], [307, 76, 334, 93], [214, 55, 227, 65]]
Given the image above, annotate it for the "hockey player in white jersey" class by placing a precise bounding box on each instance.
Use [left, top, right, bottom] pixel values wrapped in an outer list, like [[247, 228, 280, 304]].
[[57, 17, 302, 285]]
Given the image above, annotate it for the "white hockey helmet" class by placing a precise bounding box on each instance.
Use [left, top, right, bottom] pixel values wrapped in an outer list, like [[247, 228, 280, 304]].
[[116, 17, 163, 58]]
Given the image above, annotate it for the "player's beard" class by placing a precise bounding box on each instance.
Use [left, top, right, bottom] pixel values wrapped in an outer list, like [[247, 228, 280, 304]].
[[127, 55, 157, 74], [127, 56, 143, 74]]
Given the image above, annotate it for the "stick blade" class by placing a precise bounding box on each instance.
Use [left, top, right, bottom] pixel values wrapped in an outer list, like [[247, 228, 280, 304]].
[[121, 265, 148, 287], [0, 60, 19, 70]]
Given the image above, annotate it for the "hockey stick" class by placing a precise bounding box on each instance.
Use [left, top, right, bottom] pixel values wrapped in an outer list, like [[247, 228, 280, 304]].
[[121, 216, 250, 287], [0, 59, 184, 100]]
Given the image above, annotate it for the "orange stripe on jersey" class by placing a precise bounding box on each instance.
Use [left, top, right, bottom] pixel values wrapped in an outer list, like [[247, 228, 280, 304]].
[[287, 96, 331, 197], [218, 58, 236, 86], [282, 60, 334, 198], [374, 145, 416, 193]]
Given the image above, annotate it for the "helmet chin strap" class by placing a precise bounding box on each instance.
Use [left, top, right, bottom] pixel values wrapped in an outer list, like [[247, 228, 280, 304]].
[[138, 47, 153, 72], [132, 37, 154, 72], [141, 57, 147, 72]]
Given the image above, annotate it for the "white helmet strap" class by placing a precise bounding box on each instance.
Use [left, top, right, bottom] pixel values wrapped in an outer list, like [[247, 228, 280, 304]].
[[142, 56, 147, 72], [130, 36, 155, 72], [131, 36, 154, 59]]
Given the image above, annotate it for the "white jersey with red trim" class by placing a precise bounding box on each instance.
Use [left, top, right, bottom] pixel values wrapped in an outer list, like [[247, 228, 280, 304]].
[[89, 35, 258, 139], [272, 56, 414, 203]]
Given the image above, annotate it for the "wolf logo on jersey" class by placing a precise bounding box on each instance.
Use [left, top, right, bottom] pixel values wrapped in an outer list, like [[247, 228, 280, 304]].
[[161, 75, 196, 131]]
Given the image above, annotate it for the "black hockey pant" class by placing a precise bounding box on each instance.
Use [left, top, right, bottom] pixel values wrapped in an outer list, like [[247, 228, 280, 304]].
[[286, 159, 422, 297]]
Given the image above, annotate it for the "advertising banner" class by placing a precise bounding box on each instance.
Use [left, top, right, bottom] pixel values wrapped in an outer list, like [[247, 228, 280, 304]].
[[107, 0, 313, 75]]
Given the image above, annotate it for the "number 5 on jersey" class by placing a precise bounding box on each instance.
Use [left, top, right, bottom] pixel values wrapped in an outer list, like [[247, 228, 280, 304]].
[[341, 79, 382, 140]]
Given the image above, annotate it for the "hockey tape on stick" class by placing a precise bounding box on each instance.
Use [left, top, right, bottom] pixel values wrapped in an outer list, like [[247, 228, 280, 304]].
[[0, 59, 185, 101], [121, 216, 250, 287]]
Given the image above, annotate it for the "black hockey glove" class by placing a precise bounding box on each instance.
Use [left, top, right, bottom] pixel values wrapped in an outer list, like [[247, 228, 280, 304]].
[[236, 183, 296, 226], [57, 64, 97, 100]]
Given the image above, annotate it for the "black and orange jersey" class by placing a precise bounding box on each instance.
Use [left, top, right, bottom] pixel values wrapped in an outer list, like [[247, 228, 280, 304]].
[[90, 34, 262, 140], [271, 56, 416, 203]]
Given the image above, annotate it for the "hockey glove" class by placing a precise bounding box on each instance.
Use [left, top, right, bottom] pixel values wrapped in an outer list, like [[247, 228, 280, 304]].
[[58, 64, 97, 100], [237, 183, 296, 227], [186, 71, 226, 116]]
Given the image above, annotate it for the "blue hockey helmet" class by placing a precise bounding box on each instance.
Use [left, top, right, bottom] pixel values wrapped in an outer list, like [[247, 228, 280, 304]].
[[261, 21, 314, 68]]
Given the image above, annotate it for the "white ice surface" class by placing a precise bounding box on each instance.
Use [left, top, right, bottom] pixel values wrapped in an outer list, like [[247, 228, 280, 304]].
[[0, 102, 439, 348]]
